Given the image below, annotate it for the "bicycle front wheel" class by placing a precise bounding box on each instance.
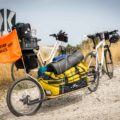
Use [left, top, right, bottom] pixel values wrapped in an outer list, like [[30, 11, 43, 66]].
[[84, 51, 96, 69], [85, 52, 99, 92], [104, 48, 113, 79], [7, 78, 44, 116]]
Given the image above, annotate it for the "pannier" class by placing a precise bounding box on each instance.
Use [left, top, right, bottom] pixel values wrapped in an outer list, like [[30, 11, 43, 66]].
[[12, 23, 31, 40], [15, 50, 38, 71], [47, 50, 84, 74]]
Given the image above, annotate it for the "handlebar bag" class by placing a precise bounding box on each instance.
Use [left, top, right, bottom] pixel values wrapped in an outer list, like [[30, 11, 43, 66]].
[[57, 33, 68, 42], [109, 34, 119, 43]]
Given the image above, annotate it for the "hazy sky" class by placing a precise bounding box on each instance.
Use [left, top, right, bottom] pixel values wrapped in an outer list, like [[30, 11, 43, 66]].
[[0, 0, 120, 45]]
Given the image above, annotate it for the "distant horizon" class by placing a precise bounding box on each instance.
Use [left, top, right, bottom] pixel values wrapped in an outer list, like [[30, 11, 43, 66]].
[[0, 0, 120, 46]]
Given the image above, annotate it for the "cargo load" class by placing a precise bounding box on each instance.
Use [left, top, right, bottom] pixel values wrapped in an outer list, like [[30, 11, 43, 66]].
[[47, 50, 84, 74], [39, 61, 88, 95]]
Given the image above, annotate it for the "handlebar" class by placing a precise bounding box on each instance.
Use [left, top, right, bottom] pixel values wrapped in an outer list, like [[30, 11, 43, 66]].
[[108, 30, 118, 35], [37, 39, 41, 41], [88, 30, 118, 40], [87, 30, 119, 49], [49, 34, 58, 40], [49, 30, 68, 43]]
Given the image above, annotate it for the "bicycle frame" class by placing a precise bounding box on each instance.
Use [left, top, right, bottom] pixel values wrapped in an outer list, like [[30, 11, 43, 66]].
[[88, 39, 106, 72], [95, 39, 105, 71], [34, 40, 64, 66]]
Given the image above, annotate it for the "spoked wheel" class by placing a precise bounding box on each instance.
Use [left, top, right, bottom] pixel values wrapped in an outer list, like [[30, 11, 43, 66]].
[[104, 48, 113, 79], [84, 52, 96, 69], [87, 66, 99, 92], [7, 78, 44, 116], [11, 59, 40, 81], [85, 52, 99, 92]]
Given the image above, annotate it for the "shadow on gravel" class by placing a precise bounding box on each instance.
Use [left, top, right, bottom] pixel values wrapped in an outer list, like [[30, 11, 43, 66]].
[[38, 89, 91, 114]]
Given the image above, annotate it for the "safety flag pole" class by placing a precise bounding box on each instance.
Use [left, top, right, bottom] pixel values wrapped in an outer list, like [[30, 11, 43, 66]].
[[21, 56, 28, 78]]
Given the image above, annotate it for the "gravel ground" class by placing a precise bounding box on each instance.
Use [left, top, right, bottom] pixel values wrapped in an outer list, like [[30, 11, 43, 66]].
[[0, 67, 120, 120]]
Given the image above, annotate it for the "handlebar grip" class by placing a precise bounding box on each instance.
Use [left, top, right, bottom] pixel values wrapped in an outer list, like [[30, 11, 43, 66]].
[[49, 34, 56, 37]]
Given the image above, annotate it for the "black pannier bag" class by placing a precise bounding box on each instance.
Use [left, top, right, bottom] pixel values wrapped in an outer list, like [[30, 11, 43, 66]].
[[20, 37, 38, 50], [15, 50, 38, 70], [109, 34, 119, 43], [12, 23, 31, 40], [47, 50, 84, 74]]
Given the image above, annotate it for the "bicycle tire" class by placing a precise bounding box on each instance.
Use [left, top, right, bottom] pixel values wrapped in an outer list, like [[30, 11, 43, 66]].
[[85, 52, 99, 92], [104, 48, 113, 79], [7, 77, 44, 116], [11, 58, 40, 81]]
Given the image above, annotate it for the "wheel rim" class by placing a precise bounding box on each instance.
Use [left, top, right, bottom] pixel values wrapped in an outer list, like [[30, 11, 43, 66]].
[[10, 79, 41, 115], [88, 66, 99, 91], [85, 53, 96, 68], [12, 64, 26, 80], [105, 50, 113, 78]]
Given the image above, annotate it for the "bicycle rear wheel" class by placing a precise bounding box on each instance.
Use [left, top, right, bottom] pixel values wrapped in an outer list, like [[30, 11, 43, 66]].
[[104, 48, 113, 79], [7, 78, 44, 116]]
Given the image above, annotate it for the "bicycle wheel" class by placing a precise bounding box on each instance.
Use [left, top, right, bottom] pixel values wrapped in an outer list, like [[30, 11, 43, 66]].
[[7, 78, 44, 116], [85, 52, 99, 92], [104, 48, 113, 79], [84, 52, 96, 69], [87, 66, 99, 92], [11, 58, 40, 81]]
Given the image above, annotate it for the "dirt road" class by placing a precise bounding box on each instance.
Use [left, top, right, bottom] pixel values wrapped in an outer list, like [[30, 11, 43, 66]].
[[0, 67, 120, 120]]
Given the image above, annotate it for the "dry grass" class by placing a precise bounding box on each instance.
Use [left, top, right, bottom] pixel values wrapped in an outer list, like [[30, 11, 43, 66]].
[[0, 64, 12, 98], [0, 41, 120, 92], [110, 41, 120, 64]]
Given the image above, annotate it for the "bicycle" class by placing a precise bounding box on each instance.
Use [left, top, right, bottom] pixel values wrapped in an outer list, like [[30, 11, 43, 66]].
[[84, 30, 119, 79], [11, 30, 68, 81]]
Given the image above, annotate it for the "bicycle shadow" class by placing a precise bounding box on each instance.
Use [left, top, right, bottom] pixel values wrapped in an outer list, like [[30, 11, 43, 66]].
[[38, 88, 91, 114]]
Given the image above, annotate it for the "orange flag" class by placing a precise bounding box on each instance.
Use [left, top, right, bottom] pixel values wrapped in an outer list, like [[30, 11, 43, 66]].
[[0, 29, 22, 63]]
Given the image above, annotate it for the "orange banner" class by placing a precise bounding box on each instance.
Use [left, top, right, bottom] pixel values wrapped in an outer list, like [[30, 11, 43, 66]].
[[0, 29, 22, 63]]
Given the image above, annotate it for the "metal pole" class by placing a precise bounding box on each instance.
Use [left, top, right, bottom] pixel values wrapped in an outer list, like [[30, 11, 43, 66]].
[[0, 30, 3, 36]]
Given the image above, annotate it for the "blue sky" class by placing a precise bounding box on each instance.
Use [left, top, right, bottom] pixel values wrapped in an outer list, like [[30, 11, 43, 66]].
[[0, 0, 120, 45]]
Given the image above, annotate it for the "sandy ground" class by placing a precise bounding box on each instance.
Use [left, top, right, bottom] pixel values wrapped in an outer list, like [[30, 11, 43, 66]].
[[0, 67, 120, 120]]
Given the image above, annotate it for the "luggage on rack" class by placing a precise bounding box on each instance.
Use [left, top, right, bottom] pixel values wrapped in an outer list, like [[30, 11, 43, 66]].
[[39, 61, 88, 96], [12, 23, 39, 50], [52, 54, 68, 62], [47, 50, 84, 74], [12, 23, 31, 40]]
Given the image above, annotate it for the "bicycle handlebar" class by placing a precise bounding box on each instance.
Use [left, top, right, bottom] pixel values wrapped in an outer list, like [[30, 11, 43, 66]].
[[88, 30, 119, 40], [87, 30, 119, 49], [108, 30, 118, 35]]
